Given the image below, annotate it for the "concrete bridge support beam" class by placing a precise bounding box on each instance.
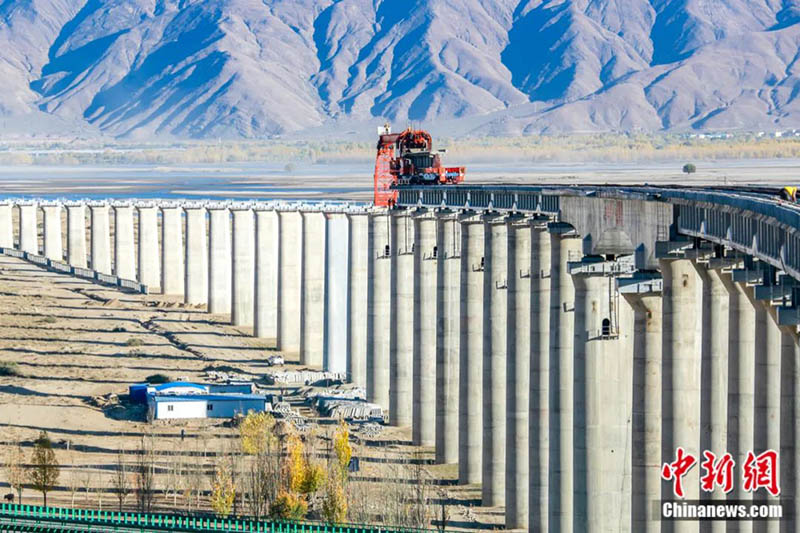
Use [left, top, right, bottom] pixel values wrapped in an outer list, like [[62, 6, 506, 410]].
[[698, 267, 730, 533], [780, 329, 799, 533], [231, 208, 254, 327], [184, 207, 208, 305], [19, 204, 38, 254], [113, 206, 135, 280], [390, 212, 414, 426], [413, 213, 437, 446], [459, 215, 484, 485], [368, 212, 391, 411], [758, 306, 783, 533], [42, 205, 62, 261], [728, 281, 757, 529], [277, 210, 302, 354], [482, 215, 507, 506], [67, 205, 87, 268], [529, 224, 552, 532], [661, 258, 702, 533], [254, 209, 278, 339], [301, 211, 327, 367], [0, 204, 11, 248], [436, 214, 460, 464], [208, 208, 232, 315], [626, 292, 662, 533], [137, 206, 159, 289], [549, 232, 581, 531], [506, 217, 530, 528], [161, 207, 184, 296], [347, 214, 369, 388], [574, 273, 630, 532], [90, 205, 111, 274], [325, 214, 349, 373]]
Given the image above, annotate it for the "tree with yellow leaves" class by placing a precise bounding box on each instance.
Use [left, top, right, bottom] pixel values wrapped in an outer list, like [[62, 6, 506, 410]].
[[270, 490, 307, 520], [239, 411, 276, 455], [210, 463, 235, 518], [332, 419, 352, 481], [284, 433, 305, 493], [322, 419, 351, 524], [4, 441, 25, 504], [321, 475, 348, 524]]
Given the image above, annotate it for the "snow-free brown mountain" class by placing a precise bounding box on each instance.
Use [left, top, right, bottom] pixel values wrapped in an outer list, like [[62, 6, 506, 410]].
[[2, 0, 800, 138]]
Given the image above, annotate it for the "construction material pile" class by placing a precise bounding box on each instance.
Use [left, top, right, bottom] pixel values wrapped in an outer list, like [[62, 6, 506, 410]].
[[359, 422, 383, 438], [317, 398, 383, 421], [264, 370, 346, 385], [266, 355, 285, 366], [305, 387, 366, 402]]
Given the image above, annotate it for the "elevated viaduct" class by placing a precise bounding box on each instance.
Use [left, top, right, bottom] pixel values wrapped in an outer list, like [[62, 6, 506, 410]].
[[1, 184, 798, 532]]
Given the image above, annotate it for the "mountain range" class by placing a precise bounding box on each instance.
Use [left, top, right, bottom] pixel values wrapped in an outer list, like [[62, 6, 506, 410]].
[[2, 0, 800, 139]]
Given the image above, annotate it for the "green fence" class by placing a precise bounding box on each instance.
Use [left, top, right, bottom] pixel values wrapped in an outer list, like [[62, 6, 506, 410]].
[[0, 503, 438, 533]]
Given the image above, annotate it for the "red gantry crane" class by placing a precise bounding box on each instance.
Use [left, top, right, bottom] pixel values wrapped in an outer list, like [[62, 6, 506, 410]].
[[373, 124, 465, 207]]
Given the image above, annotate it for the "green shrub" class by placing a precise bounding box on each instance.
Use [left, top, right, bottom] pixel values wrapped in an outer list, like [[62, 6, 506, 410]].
[[0, 361, 23, 376], [39, 316, 57, 324], [125, 338, 144, 347], [145, 374, 171, 384], [682, 163, 697, 174]]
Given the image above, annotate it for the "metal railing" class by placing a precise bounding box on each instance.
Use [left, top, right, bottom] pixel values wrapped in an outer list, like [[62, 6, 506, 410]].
[[0, 503, 442, 533], [0, 247, 148, 294]]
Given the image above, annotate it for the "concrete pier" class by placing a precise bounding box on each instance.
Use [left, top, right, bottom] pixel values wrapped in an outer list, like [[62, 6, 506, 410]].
[[231, 208, 254, 327], [627, 291, 663, 533], [277, 210, 302, 353], [66, 205, 87, 268], [482, 215, 507, 506], [254, 209, 278, 338], [390, 212, 414, 426], [729, 281, 756, 527], [184, 207, 208, 305], [412, 212, 437, 446], [780, 327, 799, 533], [573, 271, 629, 531], [760, 307, 783, 533], [459, 215, 484, 485], [19, 204, 38, 254], [436, 213, 460, 464], [208, 208, 232, 314], [137, 206, 160, 289], [161, 207, 184, 296], [529, 223, 552, 531], [661, 258, 702, 532], [506, 217, 530, 528], [301, 211, 327, 367], [549, 231, 581, 531], [90, 205, 111, 275], [0, 203, 12, 248], [113, 206, 135, 280], [347, 214, 369, 388], [700, 267, 730, 533], [368, 212, 391, 411], [325, 214, 349, 373], [42, 205, 62, 261]]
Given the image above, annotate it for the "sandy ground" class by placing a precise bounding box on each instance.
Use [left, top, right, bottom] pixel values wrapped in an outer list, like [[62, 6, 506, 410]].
[[0, 255, 494, 530]]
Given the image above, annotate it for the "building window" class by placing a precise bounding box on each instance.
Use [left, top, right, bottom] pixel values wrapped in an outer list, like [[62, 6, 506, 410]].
[[602, 318, 611, 337], [167, 405, 173, 412], [207, 404, 213, 411]]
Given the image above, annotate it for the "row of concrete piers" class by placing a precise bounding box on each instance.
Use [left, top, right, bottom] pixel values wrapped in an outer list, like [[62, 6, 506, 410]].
[[0, 199, 797, 531]]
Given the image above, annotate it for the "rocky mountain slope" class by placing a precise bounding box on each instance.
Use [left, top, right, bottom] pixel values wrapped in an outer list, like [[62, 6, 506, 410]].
[[2, 0, 800, 138]]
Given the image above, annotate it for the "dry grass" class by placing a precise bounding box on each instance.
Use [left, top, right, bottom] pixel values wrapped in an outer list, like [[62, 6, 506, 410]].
[[3, 134, 800, 167]]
